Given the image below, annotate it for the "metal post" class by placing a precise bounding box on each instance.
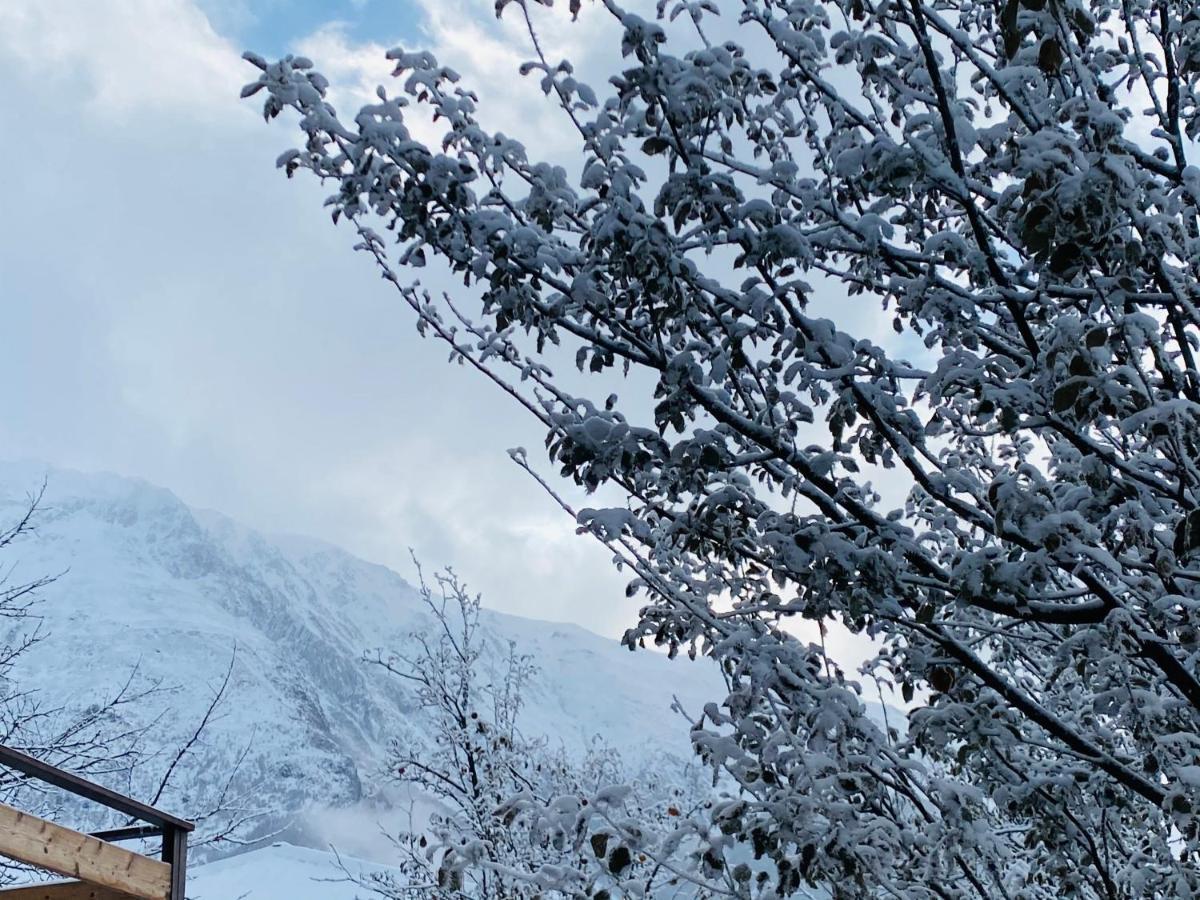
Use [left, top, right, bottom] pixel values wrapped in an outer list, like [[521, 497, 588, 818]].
[[161, 825, 188, 900]]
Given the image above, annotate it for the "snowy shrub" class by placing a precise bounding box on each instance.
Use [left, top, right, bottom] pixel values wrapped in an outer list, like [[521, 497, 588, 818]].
[[364, 562, 708, 898]]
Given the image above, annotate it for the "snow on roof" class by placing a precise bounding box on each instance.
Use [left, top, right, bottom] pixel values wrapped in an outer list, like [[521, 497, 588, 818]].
[[190, 843, 398, 900]]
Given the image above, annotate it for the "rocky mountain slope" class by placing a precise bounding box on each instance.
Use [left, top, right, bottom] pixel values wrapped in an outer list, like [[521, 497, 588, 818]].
[[0, 462, 718, 856]]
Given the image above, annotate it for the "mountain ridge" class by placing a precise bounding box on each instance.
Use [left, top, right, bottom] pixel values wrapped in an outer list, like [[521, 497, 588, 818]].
[[0, 461, 718, 858]]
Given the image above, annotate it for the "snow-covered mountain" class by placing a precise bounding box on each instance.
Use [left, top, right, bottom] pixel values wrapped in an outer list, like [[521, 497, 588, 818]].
[[0, 462, 718, 856]]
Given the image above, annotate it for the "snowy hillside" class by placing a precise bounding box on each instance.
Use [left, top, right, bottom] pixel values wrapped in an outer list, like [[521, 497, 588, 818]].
[[189, 842, 822, 900], [0, 462, 719, 855], [190, 843, 398, 900]]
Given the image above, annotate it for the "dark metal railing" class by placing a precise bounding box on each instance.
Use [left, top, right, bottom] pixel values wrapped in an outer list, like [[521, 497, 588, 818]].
[[0, 744, 193, 900]]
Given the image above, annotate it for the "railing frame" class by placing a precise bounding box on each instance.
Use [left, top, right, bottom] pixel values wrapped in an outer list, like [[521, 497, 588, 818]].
[[0, 745, 193, 900]]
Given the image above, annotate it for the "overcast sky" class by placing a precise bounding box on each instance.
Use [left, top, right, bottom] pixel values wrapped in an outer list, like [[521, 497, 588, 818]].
[[0, 0, 648, 634], [0, 1, 887, 668]]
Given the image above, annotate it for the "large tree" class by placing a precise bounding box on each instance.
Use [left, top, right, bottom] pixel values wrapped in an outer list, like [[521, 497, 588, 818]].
[[246, 0, 1200, 895]]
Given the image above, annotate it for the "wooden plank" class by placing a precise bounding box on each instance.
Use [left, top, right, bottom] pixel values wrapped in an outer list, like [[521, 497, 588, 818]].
[[0, 880, 136, 900], [0, 804, 169, 900]]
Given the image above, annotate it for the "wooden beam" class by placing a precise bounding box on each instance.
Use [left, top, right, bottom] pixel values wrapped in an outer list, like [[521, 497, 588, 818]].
[[0, 881, 136, 900], [0, 804, 169, 900]]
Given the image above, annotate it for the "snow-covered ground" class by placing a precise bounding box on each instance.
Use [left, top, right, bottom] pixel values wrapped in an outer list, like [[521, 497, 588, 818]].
[[191, 843, 395, 900], [0, 461, 720, 858]]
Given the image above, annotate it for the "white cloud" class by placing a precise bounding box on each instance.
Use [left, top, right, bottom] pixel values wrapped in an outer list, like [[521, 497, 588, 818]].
[[292, 0, 628, 161], [290, 21, 395, 108], [0, 0, 241, 116]]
